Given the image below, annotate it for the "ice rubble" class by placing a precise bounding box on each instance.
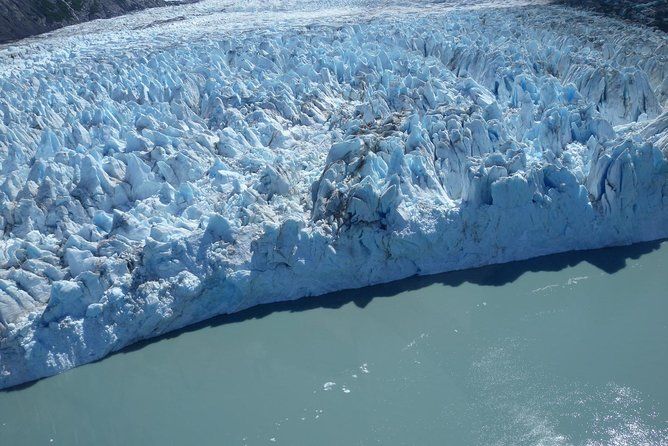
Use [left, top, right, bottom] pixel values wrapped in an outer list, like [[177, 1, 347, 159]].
[[0, 1, 667, 387]]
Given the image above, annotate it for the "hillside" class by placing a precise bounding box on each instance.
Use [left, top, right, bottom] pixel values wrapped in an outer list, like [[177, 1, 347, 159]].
[[0, 0, 171, 43], [557, 0, 668, 31]]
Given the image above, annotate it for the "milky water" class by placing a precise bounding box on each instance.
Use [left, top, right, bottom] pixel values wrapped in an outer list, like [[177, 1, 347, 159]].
[[1, 241, 667, 445]]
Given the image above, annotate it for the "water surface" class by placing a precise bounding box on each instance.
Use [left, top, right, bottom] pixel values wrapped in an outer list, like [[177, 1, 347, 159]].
[[1, 241, 667, 445]]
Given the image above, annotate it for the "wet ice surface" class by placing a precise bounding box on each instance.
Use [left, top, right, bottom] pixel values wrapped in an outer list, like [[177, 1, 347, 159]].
[[0, 241, 666, 445], [0, 0, 667, 387]]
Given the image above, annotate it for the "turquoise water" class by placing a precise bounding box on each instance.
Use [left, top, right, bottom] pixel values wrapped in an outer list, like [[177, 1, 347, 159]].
[[1, 241, 667, 445]]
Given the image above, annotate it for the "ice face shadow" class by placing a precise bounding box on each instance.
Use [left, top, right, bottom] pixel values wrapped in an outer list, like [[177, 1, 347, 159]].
[[119, 238, 664, 354]]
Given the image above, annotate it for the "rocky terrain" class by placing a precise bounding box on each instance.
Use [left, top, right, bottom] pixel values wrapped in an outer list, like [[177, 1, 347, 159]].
[[0, 0, 182, 43], [557, 0, 668, 31]]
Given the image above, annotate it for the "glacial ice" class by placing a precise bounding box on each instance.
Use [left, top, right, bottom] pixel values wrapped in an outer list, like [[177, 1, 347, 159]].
[[0, 0, 667, 388]]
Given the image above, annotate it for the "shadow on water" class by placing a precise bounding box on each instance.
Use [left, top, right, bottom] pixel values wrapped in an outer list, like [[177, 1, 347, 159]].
[[119, 239, 664, 353], [1, 239, 663, 393]]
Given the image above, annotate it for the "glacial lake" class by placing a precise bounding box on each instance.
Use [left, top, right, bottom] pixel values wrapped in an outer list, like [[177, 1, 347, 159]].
[[1, 241, 667, 445]]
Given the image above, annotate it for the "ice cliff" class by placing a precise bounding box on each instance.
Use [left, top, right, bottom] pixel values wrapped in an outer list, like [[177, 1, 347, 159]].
[[0, 0, 667, 388]]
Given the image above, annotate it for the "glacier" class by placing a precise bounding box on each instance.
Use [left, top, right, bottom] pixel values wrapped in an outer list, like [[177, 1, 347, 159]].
[[0, 0, 667, 388]]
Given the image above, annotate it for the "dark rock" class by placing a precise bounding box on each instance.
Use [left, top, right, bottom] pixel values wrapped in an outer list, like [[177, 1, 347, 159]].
[[556, 0, 668, 32], [0, 0, 192, 44]]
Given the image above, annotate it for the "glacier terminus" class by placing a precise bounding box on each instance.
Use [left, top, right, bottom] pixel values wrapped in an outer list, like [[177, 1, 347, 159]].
[[0, 0, 667, 388]]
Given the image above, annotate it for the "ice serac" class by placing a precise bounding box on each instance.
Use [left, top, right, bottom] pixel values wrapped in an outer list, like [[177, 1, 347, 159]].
[[0, 0, 667, 388]]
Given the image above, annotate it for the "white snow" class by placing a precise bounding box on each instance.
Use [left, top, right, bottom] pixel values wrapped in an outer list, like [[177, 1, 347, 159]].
[[0, 0, 666, 388]]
